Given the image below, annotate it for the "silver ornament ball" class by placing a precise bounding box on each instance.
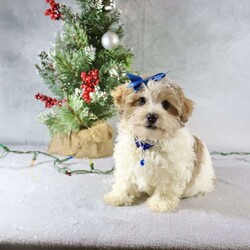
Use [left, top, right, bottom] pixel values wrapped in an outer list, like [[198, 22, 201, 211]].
[[101, 31, 120, 50], [103, 0, 115, 10]]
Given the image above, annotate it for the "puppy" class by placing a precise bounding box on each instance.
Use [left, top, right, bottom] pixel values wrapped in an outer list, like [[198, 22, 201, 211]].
[[104, 74, 215, 212]]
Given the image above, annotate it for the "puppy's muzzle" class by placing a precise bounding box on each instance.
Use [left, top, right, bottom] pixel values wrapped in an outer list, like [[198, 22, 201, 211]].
[[146, 113, 158, 125]]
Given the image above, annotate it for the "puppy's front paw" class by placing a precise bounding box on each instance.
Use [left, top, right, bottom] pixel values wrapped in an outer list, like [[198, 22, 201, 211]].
[[146, 196, 179, 213], [104, 191, 136, 207]]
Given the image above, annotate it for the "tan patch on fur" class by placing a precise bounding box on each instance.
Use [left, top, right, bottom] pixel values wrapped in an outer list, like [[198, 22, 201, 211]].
[[181, 98, 194, 123], [147, 79, 194, 123], [186, 136, 204, 187], [171, 85, 194, 123], [111, 84, 132, 112], [193, 136, 204, 174], [152, 86, 180, 117]]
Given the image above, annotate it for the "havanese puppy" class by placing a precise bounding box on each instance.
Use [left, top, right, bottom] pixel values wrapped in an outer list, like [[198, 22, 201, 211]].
[[104, 73, 215, 212]]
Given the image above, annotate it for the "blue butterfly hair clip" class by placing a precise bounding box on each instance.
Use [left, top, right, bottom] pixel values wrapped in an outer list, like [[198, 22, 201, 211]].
[[127, 72, 169, 92]]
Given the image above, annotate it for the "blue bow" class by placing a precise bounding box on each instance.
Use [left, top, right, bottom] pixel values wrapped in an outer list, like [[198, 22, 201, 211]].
[[127, 72, 169, 92]]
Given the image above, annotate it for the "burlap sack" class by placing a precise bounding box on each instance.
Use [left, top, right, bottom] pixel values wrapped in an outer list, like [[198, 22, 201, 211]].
[[48, 123, 114, 158]]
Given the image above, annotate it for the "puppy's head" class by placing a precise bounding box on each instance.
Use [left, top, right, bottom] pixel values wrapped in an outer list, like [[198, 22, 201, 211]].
[[112, 77, 194, 141]]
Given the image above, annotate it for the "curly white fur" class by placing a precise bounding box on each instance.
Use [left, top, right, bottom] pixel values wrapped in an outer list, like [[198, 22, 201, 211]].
[[104, 78, 215, 212]]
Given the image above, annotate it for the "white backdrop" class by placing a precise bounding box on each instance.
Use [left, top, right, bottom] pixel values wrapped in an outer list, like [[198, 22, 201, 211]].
[[0, 0, 249, 151]]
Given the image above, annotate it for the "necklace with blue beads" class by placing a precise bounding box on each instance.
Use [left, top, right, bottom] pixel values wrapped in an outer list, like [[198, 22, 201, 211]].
[[134, 138, 155, 167]]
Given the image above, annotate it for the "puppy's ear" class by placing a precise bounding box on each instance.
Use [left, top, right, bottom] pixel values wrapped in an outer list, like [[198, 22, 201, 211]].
[[180, 98, 194, 123], [172, 84, 194, 123], [111, 84, 132, 112]]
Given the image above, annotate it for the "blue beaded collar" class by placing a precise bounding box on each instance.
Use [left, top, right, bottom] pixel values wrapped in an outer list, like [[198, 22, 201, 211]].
[[134, 138, 155, 167]]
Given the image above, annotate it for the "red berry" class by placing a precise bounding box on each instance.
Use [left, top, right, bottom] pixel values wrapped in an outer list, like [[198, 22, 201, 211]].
[[44, 0, 62, 21], [35, 92, 63, 108], [80, 69, 100, 103]]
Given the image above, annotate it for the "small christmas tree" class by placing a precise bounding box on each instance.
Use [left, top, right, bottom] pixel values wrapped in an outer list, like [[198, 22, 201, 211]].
[[35, 0, 133, 135]]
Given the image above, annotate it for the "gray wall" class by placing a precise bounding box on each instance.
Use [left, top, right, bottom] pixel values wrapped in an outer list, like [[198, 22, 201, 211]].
[[0, 0, 250, 151]]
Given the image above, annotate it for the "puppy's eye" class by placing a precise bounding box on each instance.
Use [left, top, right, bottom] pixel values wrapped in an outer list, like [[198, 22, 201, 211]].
[[138, 97, 146, 106], [162, 100, 170, 110]]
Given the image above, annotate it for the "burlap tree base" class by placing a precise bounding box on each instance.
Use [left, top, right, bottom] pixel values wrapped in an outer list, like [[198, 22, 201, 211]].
[[48, 123, 114, 158]]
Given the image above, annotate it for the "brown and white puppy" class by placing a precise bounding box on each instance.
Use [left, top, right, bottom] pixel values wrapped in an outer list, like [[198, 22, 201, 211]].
[[104, 77, 215, 212]]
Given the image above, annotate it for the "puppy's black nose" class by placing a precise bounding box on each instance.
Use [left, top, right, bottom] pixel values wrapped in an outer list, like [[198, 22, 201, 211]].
[[146, 113, 158, 124]]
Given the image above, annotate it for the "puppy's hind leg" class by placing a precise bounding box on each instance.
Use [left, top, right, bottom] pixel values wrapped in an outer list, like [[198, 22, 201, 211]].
[[183, 141, 215, 198]]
